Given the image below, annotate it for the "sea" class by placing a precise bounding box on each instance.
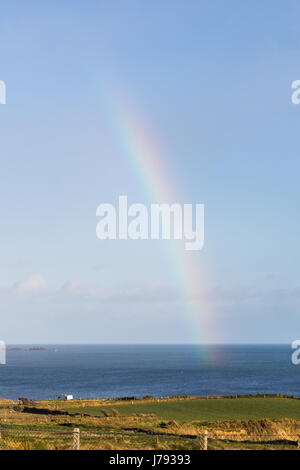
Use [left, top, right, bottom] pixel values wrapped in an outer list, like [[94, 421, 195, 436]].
[[0, 344, 298, 401]]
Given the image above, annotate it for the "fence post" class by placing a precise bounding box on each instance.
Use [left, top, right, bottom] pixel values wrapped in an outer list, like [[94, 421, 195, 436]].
[[73, 428, 80, 450], [199, 430, 208, 450]]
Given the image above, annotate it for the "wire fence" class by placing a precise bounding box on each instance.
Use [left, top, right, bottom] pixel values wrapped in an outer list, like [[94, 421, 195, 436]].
[[0, 427, 208, 451], [207, 432, 300, 450], [0, 427, 299, 450], [0, 427, 74, 450]]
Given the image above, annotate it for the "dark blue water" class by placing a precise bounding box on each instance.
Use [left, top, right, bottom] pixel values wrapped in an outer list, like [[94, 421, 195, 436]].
[[0, 344, 298, 400]]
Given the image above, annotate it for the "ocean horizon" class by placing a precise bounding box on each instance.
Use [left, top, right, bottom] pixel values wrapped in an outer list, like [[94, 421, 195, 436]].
[[0, 344, 297, 401]]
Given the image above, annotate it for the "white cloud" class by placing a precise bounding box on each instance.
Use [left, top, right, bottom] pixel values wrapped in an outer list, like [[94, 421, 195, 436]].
[[59, 279, 176, 304], [13, 274, 47, 294]]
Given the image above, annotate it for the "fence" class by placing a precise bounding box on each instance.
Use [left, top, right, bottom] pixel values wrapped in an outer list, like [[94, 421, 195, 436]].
[[0, 427, 299, 450], [0, 427, 209, 451], [0, 427, 74, 450], [206, 431, 300, 450]]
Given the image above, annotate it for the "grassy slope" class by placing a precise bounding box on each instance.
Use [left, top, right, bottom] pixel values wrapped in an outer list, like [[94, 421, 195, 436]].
[[1, 397, 300, 449], [64, 397, 300, 422]]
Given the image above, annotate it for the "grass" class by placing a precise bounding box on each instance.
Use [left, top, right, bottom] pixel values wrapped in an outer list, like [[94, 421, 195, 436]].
[[64, 397, 300, 422], [1, 395, 300, 450]]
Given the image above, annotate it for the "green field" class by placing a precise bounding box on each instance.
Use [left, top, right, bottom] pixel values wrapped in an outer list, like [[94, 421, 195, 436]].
[[65, 397, 300, 422], [1, 395, 300, 450]]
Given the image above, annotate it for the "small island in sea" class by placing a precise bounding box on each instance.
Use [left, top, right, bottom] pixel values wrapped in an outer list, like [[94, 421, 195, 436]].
[[7, 347, 48, 351]]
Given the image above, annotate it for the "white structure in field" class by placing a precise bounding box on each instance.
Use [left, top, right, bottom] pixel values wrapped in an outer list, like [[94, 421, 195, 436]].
[[58, 394, 73, 400]]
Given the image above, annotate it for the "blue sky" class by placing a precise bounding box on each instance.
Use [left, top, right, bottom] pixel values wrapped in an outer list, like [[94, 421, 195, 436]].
[[0, 0, 300, 343]]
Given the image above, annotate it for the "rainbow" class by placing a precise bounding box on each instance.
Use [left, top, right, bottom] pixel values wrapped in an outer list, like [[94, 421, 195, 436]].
[[100, 85, 215, 345]]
